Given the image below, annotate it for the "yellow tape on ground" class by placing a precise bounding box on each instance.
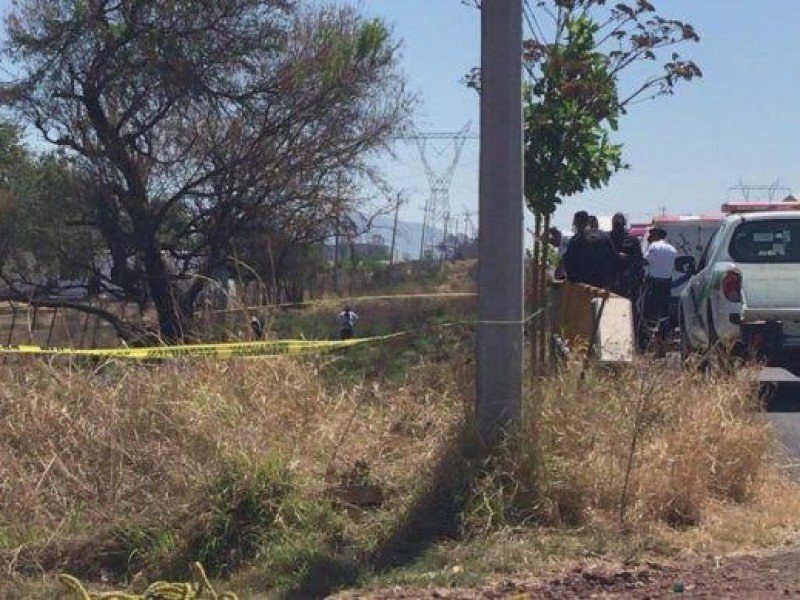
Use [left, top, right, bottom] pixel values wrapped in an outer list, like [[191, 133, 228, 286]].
[[60, 561, 238, 599], [0, 332, 407, 360]]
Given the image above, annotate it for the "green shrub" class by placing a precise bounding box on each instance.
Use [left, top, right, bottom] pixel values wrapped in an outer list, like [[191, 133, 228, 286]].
[[185, 454, 345, 581]]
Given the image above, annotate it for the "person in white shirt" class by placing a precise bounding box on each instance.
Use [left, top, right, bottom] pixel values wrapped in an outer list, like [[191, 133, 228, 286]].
[[338, 305, 359, 340], [643, 227, 677, 348]]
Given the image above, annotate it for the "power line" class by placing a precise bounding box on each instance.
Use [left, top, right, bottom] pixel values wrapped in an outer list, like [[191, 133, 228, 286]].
[[522, 0, 547, 42], [401, 129, 478, 141]]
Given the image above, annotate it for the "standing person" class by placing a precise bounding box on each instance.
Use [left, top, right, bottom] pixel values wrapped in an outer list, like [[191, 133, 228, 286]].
[[564, 210, 618, 288], [338, 305, 359, 340], [547, 226, 570, 280], [250, 316, 265, 340], [643, 226, 677, 350], [547, 226, 568, 257], [588, 215, 600, 231], [610, 212, 644, 299]]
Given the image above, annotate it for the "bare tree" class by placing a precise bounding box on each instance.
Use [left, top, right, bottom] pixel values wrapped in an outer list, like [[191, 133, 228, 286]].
[[1, 0, 411, 341]]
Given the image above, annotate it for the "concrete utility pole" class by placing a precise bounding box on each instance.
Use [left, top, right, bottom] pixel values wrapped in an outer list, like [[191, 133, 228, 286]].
[[476, 0, 524, 436]]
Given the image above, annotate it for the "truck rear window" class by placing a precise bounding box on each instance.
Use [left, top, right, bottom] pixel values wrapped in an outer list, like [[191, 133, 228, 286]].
[[729, 220, 800, 263]]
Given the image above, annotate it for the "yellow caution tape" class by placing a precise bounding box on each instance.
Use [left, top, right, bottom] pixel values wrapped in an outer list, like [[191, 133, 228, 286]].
[[0, 333, 407, 360], [213, 291, 477, 313], [310, 291, 476, 303], [0, 307, 545, 360]]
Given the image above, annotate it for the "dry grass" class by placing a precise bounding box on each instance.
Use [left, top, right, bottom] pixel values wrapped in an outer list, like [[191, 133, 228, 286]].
[[464, 360, 778, 534], [0, 325, 798, 596], [0, 328, 469, 589]]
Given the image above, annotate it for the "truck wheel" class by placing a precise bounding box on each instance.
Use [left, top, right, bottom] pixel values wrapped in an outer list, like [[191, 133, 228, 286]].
[[680, 310, 706, 371], [707, 310, 735, 375]]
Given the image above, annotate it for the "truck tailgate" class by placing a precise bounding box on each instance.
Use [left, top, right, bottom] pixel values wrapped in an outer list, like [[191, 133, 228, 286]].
[[740, 264, 800, 309], [739, 264, 800, 338]]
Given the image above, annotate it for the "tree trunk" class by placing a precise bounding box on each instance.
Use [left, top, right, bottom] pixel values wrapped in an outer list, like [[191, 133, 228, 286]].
[[144, 248, 189, 343], [530, 212, 542, 376]]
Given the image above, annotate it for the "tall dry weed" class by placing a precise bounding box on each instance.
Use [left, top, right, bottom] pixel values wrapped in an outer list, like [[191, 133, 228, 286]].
[[467, 360, 772, 532], [0, 329, 783, 590], [0, 329, 470, 580]]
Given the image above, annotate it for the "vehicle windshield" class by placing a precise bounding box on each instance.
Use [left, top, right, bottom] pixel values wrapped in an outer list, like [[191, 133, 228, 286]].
[[729, 219, 800, 263]]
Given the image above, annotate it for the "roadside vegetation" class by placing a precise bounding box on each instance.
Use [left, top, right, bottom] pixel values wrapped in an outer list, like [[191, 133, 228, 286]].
[[1, 297, 798, 598], [0, 1, 787, 595]]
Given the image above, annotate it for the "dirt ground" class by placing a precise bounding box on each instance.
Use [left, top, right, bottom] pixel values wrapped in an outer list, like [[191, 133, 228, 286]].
[[354, 548, 800, 598]]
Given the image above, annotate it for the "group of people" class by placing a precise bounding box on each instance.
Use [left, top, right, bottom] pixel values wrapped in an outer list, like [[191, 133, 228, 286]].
[[551, 210, 678, 347]]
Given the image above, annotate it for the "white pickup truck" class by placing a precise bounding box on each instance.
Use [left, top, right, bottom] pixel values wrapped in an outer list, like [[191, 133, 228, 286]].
[[678, 208, 800, 370]]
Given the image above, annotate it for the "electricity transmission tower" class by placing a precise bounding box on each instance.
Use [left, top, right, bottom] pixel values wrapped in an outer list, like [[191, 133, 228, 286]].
[[728, 179, 792, 201], [461, 209, 477, 239], [407, 124, 477, 259]]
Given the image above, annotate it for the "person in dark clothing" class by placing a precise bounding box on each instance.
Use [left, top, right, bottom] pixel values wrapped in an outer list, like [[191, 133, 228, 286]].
[[547, 226, 569, 280], [563, 211, 617, 288], [609, 212, 644, 299], [609, 212, 645, 350]]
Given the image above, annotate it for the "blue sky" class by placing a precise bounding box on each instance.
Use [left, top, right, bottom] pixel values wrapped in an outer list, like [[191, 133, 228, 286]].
[[355, 0, 481, 229], [358, 1, 800, 230], [2, 1, 800, 233]]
